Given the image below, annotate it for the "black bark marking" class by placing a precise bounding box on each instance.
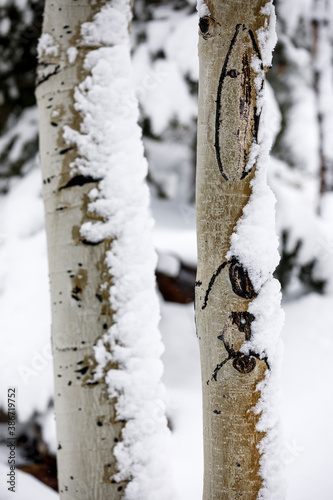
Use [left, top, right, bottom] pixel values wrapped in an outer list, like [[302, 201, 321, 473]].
[[202, 261, 228, 309], [199, 17, 210, 34], [239, 51, 253, 180], [75, 366, 89, 375], [212, 308, 268, 381], [59, 146, 74, 155], [202, 257, 267, 380], [202, 258, 256, 310], [71, 286, 82, 301], [230, 311, 255, 341], [80, 238, 104, 246], [59, 175, 102, 190], [71, 269, 87, 301], [229, 258, 257, 299], [215, 25, 263, 181], [227, 69, 239, 78], [215, 24, 241, 181], [36, 64, 60, 87], [213, 409, 222, 415], [199, 16, 219, 39], [211, 357, 230, 382], [43, 175, 55, 185], [211, 348, 264, 381], [233, 354, 256, 373], [239, 52, 251, 119]]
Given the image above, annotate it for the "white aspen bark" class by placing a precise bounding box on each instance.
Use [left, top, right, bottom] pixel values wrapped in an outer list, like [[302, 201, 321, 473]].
[[195, 1, 278, 499], [36, 2, 126, 498], [311, 0, 333, 211]]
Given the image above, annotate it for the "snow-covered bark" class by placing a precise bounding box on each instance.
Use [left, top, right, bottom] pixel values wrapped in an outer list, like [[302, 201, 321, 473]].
[[195, 1, 284, 498], [36, 1, 174, 499]]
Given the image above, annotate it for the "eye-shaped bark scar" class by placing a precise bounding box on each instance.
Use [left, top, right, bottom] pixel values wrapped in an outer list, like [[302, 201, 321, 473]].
[[201, 257, 256, 310], [199, 16, 220, 39], [229, 257, 257, 299], [215, 24, 263, 181], [199, 260, 268, 381], [209, 311, 269, 382], [218, 312, 255, 353]]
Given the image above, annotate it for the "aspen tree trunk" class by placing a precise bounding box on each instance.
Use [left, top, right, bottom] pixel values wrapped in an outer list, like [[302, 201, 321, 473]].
[[36, 2, 125, 498], [195, 1, 276, 499], [312, 0, 333, 211]]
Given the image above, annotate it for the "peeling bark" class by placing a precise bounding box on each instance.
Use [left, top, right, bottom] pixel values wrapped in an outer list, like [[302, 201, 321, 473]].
[[195, 1, 273, 498]]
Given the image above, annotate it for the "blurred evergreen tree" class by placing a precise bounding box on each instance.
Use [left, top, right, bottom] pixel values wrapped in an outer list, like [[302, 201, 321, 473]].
[[0, 0, 44, 191]]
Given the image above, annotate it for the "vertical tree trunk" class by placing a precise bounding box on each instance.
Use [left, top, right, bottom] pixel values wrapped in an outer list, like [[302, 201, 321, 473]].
[[36, 1, 125, 498], [195, 1, 281, 499], [36, 1, 172, 499], [311, 0, 333, 212]]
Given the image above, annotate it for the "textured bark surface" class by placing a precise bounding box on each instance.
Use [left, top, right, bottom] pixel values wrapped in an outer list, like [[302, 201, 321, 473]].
[[36, 1, 125, 498], [195, 1, 270, 499]]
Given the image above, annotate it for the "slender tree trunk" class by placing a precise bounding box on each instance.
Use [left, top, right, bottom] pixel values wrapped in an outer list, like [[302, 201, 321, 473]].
[[195, 1, 279, 499], [36, 1, 125, 498], [311, 0, 333, 213], [36, 1, 172, 499]]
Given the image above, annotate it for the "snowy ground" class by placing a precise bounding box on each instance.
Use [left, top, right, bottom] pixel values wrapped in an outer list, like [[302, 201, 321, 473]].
[[1, 171, 333, 498], [0, 462, 58, 500]]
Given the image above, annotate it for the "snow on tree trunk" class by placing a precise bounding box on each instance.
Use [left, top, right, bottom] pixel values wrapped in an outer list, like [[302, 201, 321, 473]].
[[195, 1, 284, 499], [36, 1, 174, 499]]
